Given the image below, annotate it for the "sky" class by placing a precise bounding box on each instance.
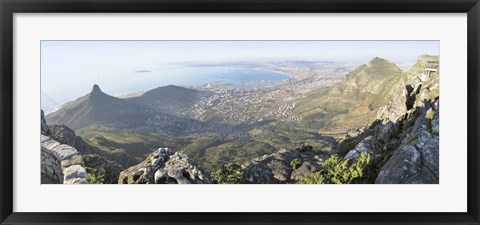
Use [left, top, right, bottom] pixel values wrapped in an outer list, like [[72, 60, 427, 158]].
[[41, 40, 439, 112]]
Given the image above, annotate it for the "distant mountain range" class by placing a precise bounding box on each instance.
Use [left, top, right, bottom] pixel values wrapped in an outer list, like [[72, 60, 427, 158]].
[[46, 84, 208, 130]]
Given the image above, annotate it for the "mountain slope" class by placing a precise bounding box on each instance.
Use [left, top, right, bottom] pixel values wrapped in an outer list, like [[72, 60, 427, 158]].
[[127, 85, 210, 117], [294, 57, 406, 132], [46, 85, 150, 130]]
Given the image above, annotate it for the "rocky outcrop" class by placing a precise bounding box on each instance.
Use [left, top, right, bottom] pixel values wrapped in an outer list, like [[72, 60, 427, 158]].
[[41, 110, 49, 135], [47, 125, 96, 154], [337, 55, 439, 184], [42, 110, 97, 155], [119, 148, 213, 184], [42, 110, 126, 183], [344, 136, 379, 160], [241, 148, 329, 184], [41, 134, 88, 184], [376, 131, 439, 184], [374, 96, 439, 184], [374, 56, 439, 184]]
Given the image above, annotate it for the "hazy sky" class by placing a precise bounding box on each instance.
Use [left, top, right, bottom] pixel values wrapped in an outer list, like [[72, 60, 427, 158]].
[[41, 40, 439, 112]]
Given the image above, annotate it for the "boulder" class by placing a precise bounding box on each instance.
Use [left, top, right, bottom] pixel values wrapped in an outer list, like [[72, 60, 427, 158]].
[[61, 155, 84, 168], [242, 148, 328, 184], [376, 131, 439, 184], [50, 144, 78, 161], [119, 148, 212, 184], [290, 161, 322, 181], [154, 152, 212, 184], [242, 149, 299, 184], [48, 124, 97, 154], [63, 165, 88, 183], [344, 136, 377, 160]]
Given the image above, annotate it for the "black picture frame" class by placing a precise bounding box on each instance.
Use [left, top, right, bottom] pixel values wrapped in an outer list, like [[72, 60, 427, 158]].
[[1, 0, 479, 224]]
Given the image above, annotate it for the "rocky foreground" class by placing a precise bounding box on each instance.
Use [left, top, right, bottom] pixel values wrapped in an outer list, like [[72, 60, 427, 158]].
[[41, 110, 123, 184]]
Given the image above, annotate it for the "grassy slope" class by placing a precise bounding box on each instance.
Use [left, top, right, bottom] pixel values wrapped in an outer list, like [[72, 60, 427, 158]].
[[294, 57, 406, 133]]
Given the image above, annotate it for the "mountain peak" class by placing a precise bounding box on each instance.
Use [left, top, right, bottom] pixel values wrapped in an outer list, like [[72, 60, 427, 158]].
[[91, 84, 102, 94], [367, 57, 389, 67]]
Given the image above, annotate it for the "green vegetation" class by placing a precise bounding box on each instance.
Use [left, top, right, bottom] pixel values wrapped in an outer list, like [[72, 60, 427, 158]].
[[198, 141, 277, 171], [86, 172, 105, 184], [407, 133, 420, 144], [290, 158, 302, 170], [211, 163, 244, 184], [77, 120, 337, 172], [77, 126, 168, 164], [295, 144, 313, 152], [297, 153, 372, 184]]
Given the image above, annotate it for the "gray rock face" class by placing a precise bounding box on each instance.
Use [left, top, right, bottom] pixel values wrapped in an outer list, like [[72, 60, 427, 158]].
[[41, 148, 63, 184], [41, 134, 89, 184], [119, 148, 212, 184], [376, 121, 399, 142], [42, 110, 97, 155], [344, 136, 377, 160], [376, 131, 439, 184], [48, 124, 97, 155], [61, 155, 84, 168], [155, 152, 213, 184], [431, 108, 439, 135], [372, 56, 439, 184], [375, 99, 439, 184], [242, 149, 298, 184], [48, 144, 79, 161], [375, 145, 421, 183], [375, 107, 439, 184], [64, 165, 88, 182], [41, 110, 49, 135], [290, 161, 322, 181], [376, 84, 409, 123], [242, 149, 328, 184]]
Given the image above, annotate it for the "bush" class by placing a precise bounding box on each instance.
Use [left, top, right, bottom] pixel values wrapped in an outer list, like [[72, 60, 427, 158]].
[[211, 163, 244, 184], [290, 158, 302, 170], [86, 172, 105, 184], [295, 144, 313, 152], [296, 152, 372, 184], [296, 171, 326, 184]]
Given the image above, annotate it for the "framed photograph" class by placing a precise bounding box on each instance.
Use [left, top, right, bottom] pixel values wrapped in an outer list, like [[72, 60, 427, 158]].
[[1, 0, 479, 224]]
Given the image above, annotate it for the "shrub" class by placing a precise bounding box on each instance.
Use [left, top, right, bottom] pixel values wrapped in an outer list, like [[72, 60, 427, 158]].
[[295, 144, 313, 152], [296, 152, 372, 184], [211, 163, 244, 184], [86, 172, 105, 184], [290, 158, 302, 170], [296, 171, 326, 184]]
